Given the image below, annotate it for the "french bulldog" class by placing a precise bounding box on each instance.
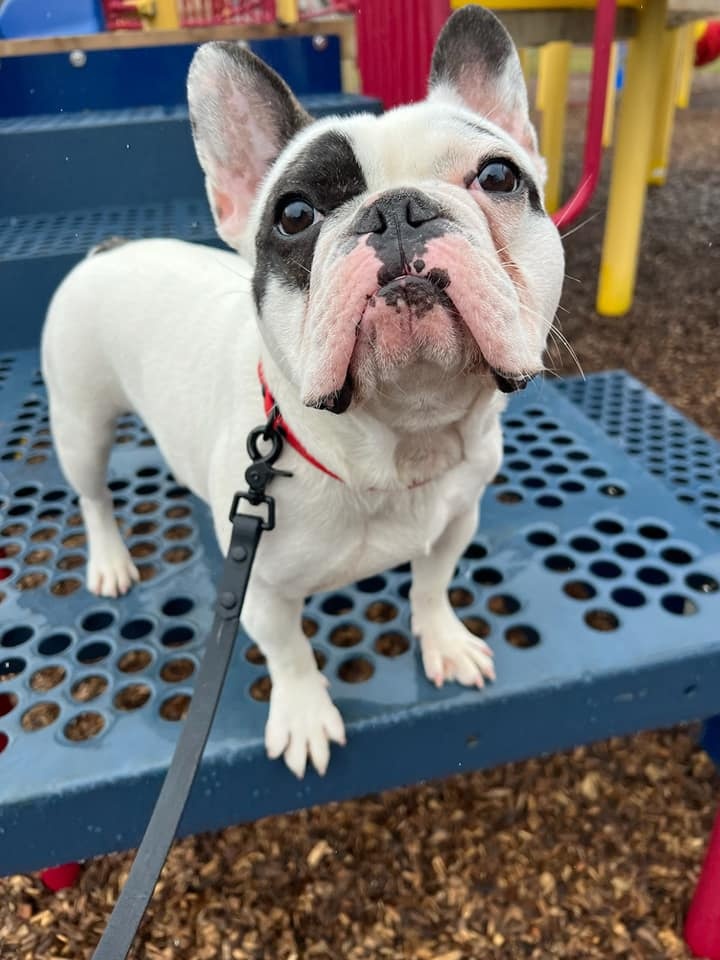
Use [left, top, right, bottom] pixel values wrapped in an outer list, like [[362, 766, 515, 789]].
[[42, 6, 564, 777]]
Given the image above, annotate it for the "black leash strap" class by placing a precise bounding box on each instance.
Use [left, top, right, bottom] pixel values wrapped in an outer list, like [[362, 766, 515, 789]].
[[92, 409, 290, 960]]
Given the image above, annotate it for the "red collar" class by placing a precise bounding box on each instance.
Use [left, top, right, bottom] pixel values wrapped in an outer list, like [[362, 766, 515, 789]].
[[258, 364, 343, 483]]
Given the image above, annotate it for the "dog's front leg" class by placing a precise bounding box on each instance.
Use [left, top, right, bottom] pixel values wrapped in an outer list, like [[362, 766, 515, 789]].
[[242, 586, 346, 778], [411, 507, 496, 689]]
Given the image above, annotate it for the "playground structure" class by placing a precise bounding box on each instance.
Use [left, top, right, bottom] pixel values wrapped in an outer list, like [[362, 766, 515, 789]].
[[0, 2, 719, 957]]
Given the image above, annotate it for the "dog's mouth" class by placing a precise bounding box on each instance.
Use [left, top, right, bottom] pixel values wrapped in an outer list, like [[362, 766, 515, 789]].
[[364, 273, 535, 395], [491, 369, 535, 393], [372, 271, 457, 317], [308, 272, 536, 414]]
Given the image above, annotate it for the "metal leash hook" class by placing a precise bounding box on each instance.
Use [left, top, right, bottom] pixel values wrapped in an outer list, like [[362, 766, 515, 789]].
[[91, 411, 292, 960], [230, 405, 293, 530], [230, 404, 292, 530]]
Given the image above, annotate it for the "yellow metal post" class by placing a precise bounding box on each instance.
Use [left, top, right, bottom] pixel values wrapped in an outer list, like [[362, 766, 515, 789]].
[[596, 0, 669, 316], [647, 27, 684, 186], [518, 47, 530, 82], [149, 0, 179, 30], [676, 22, 702, 108], [536, 42, 548, 111], [602, 42, 618, 147], [339, 18, 360, 93], [276, 0, 299, 24], [121, 0, 178, 29], [340, 57, 361, 95], [538, 41, 572, 214]]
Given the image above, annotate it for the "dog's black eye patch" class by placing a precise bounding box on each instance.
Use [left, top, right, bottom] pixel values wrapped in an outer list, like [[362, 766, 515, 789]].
[[253, 130, 367, 307]]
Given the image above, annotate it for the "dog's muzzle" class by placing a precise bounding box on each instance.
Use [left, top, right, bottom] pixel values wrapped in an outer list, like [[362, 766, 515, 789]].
[[353, 188, 448, 286]]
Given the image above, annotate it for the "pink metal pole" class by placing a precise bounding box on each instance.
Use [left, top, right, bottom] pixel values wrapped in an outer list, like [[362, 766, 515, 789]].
[[552, 0, 618, 228]]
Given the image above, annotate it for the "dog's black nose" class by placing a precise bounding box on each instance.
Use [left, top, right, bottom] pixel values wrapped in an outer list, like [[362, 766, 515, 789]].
[[353, 190, 441, 235]]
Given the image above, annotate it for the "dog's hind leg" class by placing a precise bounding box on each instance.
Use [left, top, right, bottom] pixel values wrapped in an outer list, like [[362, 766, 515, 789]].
[[49, 405, 139, 598], [42, 245, 143, 597]]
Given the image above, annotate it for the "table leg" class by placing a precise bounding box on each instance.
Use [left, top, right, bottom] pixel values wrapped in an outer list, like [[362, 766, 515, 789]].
[[676, 21, 701, 108], [648, 27, 685, 186], [539, 41, 572, 214], [602, 41, 618, 148], [596, 0, 668, 316]]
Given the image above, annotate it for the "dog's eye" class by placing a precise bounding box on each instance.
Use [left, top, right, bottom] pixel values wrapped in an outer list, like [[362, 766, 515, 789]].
[[474, 160, 521, 194], [276, 197, 321, 237]]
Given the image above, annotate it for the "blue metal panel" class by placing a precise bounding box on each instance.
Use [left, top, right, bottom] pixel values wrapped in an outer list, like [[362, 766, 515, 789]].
[[0, 200, 218, 260], [0, 201, 223, 350], [701, 715, 720, 766], [0, 0, 104, 40], [0, 109, 206, 217], [251, 36, 342, 97], [0, 96, 383, 217], [0, 355, 718, 874], [556, 372, 720, 535], [0, 37, 341, 117]]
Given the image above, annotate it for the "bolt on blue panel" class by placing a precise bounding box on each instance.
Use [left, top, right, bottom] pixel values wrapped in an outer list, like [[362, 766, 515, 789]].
[[0, 354, 718, 875]]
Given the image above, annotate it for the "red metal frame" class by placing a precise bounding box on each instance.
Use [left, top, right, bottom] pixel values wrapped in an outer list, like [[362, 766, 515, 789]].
[[103, 1, 357, 30], [102, 1, 143, 30], [178, 1, 275, 28], [357, 0, 449, 109], [40, 862, 82, 891], [685, 803, 720, 959], [551, 0, 617, 227]]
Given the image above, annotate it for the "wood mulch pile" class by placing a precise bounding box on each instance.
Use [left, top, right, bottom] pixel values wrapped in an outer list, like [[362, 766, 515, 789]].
[[1, 70, 718, 960]]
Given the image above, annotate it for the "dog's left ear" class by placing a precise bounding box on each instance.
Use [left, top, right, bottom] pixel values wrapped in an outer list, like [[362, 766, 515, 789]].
[[429, 7, 543, 178], [188, 42, 311, 253]]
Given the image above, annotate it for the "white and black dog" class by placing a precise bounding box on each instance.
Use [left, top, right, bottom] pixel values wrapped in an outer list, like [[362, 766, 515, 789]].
[[42, 7, 564, 777]]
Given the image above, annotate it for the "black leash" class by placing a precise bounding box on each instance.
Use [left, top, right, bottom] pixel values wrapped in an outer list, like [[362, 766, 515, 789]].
[[91, 408, 290, 960]]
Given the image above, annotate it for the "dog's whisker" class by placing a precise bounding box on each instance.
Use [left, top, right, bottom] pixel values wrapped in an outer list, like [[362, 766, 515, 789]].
[[544, 335, 563, 368], [560, 210, 601, 241], [548, 323, 585, 379], [207, 253, 253, 282], [288, 257, 311, 276]]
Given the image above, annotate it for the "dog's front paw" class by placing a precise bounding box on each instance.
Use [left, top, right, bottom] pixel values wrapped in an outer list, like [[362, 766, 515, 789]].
[[415, 609, 495, 689], [86, 548, 140, 598], [265, 670, 346, 778]]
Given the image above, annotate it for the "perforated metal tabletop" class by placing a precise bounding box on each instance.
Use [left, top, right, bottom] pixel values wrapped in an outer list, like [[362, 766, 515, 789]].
[[0, 353, 718, 875]]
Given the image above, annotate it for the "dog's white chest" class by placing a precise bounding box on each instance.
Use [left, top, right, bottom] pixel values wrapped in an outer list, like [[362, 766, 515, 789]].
[[259, 460, 484, 598]]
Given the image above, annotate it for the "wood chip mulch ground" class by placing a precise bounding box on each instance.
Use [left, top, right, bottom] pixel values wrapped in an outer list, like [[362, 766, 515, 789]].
[[1, 70, 718, 960]]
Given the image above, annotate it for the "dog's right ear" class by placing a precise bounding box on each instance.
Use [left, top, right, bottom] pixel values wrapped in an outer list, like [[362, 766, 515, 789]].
[[188, 42, 310, 253], [429, 7, 543, 178]]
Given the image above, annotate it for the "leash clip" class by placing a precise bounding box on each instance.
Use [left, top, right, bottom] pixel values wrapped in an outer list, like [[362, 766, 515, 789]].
[[229, 408, 293, 529], [229, 490, 276, 531]]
